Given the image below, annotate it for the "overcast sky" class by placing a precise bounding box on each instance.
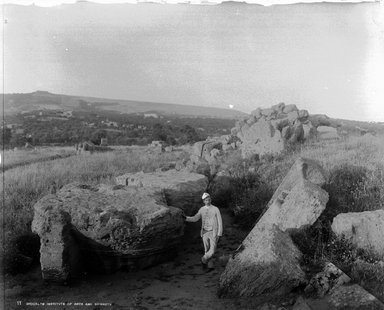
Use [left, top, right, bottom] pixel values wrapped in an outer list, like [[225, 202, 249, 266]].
[[2, 2, 384, 121]]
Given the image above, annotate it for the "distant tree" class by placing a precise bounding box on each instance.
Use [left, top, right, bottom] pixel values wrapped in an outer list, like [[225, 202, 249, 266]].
[[166, 136, 177, 146], [91, 129, 107, 145], [181, 125, 200, 144], [0, 128, 12, 146], [152, 123, 167, 141]]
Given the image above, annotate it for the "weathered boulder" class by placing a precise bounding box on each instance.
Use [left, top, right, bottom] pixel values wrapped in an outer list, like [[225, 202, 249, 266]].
[[271, 118, 289, 131], [259, 179, 329, 233], [326, 284, 384, 310], [186, 158, 211, 177], [192, 141, 205, 157], [298, 109, 309, 120], [303, 123, 317, 140], [268, 157, 328, 207], [289, 122, 304, 143], [331, 210, 384, 258], [304, 262, 351, 298], [230, 127, 239, 136], [116, 169, 208, 214], [283, 104, 298, 113], [309, 114, 331, 127], [219, 158, 329, 298], [32, 183, 185, 282], [272, 102, 285, 113], [202, 140, 222, 155], [175, 158, 188, 171], [251, 107, 262, 118], [219, 224, 306, 297], [240, 119, 285, 159], [32, 209, 80, 282], [293, 287, 384, 310], [261, 108, 276, 117], [287, 111, 299, 123], [246, 116, 257, 126], [282, 125, 292, 140]]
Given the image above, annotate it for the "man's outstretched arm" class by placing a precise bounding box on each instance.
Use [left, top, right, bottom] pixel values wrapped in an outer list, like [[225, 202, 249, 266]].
[[185, 209, 202, 222]]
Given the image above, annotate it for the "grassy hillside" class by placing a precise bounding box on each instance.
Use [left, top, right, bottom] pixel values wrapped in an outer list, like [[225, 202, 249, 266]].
[[2, 91, 247, 119]]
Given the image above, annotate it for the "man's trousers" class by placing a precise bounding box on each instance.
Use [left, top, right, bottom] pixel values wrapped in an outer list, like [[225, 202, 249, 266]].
[[202, 230, 217, 263]]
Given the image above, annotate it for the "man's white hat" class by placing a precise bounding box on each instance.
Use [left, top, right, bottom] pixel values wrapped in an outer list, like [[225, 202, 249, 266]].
[[202, 192, 210, 200]]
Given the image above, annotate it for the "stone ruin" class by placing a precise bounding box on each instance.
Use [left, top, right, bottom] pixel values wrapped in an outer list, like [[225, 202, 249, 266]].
[[185, 103, 340, 172], [218, 157, 330, 298], [232, 103, 332, 158], [32, 170, 208, 282]]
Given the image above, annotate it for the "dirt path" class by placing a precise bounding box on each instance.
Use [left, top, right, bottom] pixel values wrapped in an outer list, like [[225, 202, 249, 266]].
[[4, 211, 296, 310]]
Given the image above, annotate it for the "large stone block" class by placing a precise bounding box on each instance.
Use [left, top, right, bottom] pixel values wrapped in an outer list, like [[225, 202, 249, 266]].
[[303, 123, 317, 140], [289, 122, 304, 143], [32, 208, 81, 282], [332, 210, 384, 258], [32, 183, 185, 282], [309, 114, 331, 127], [251, 107, 262, 118], [261, 108, 276, 117], [283, 104, 298, 113], [192, 141, 205, 157], [219, 158, 329, 298], [260, 179, 329, 233], [240, 119, 285, 158], [268, 157, 328, 207], [219, 224, 306, 297], [272, 102, 285, 113], [116, 169, 208, 214]]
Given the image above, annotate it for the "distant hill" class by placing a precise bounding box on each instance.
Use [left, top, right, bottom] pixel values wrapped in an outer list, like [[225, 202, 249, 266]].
[[2, 91, 247, 119]]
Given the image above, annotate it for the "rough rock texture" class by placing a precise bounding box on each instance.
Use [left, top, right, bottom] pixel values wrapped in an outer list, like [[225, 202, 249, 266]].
[[292, 296, 312, 310], [218, 224, 306, 297], [186, 156, 211, 176], [304, 262, 351, 298], [309, 114, 331, 127], [331, 210, 384, 258], [259, 179, 329, 232], [293, 288, 384, 310], [32, 183, 185, 282], [240, 118, 286, 159], [327, 284, 384, 310], [303, 123, 318, 140], [219, 158, 329, 298], [231, 103, 337, 158], [115, 169, 208, 215], [268, 157, 328, 208], [31, 209, 81, 282]]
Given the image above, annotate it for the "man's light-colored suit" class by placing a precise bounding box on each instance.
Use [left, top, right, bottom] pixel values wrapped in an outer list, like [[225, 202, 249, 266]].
[[186, 205, 223, 263]]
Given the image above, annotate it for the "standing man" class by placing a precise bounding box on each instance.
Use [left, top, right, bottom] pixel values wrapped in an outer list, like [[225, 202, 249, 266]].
[[185, 192, 223, 269]]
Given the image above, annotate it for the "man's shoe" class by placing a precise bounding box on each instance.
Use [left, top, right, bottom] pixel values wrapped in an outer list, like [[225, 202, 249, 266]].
[[207, 260, 214, 270], [201, 257, 208, 270]]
